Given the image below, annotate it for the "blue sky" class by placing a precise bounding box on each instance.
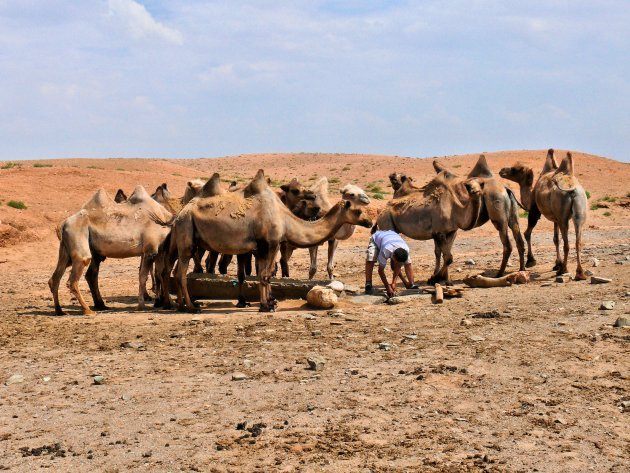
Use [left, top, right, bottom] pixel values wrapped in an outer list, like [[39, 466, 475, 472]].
[[1, 0, 629, 161]]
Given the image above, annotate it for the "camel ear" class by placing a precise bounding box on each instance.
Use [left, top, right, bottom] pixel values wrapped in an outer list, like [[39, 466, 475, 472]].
[[161, 183, 168, 190], [525, 169, 534, 187], [280, 184, 290, 192], [400, 175, 408, 183]]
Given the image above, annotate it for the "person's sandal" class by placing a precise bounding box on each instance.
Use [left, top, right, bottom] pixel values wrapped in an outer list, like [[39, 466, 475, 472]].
[[364, 283, 374, 294]]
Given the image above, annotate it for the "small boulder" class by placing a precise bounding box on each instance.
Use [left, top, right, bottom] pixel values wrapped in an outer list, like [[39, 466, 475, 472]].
[[327, 281, 344, 293], [378, 342, 392, 351], [464, 259, 476, 266], [591, 257, 599, 267], [231, 372, 248, 381], [613, 317, 629, 328], [5, 374, 24, 386], [600, 301, 615, 310], [306, 356, 325, 371], [306, 286, 338, 309], [555, 274, 569, 283], [93, 375, 105, 385]]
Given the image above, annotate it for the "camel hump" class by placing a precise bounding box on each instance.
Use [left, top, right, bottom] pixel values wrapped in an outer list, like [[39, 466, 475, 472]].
[[468, 154, 493, 178], [200, 173, 223, 197], [128, 185, 151, 204], [310, 177, 329, 195], [433, 160, 447, 173], [555, 152, 574, 176], [83, 188, 113, 209], [542, 148, 558, 174], [244, 169, 268, 196]]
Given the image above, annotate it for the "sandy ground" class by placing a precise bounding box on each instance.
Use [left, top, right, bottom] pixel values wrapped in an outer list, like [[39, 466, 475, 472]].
[[0, 151, 629, 472]]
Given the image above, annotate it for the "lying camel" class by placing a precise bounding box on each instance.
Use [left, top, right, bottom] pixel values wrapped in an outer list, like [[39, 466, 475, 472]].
[[376, 170, 484, 284], [157, 170, 373, 312], [279, 178, 370, 279], [432, 155, 525, 276], [49, 186, 173, 315], [499, 149, 587, 280]]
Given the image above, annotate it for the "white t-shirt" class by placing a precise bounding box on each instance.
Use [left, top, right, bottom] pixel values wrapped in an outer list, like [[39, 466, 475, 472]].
[[372, 230, 410, 267]]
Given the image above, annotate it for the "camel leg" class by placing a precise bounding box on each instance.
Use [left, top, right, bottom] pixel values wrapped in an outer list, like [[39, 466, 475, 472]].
[[49, 241, 71, 316], [574, 218, 586, 280], [258, 241, 279, 312], [245, 252, 254, 276], [206, 250, 219, 274], [279, 242, 294, 278], [495, 224, 512, 278], [326, 239, 338, 280], [558, 222, 570, 276], [524, 204, 541, 267], [139, 256, 152, 301], [176, 251, 197, 312], [308, 246, 318, 280], [85, 254, 108, 310], [510, 218, 526, 271], [68, 257, 94, 316], [235, 254, 251, 308], [192, 247, 205, 273], [138, 254, 154, 310], [552, 223, 562, 271], [430, 232, 456, 285], [218, 254, 232, 275], [428, 236, 443, 285]]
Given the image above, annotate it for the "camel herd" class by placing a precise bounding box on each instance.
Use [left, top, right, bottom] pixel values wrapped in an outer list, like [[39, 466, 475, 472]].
[[48, 149, 587, 315]]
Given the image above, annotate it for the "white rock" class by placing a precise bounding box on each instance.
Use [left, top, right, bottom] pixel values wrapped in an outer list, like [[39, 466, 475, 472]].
[[6, 374, 24, 385], [306, 286, 338, 309], [327, 281, 344, 292]]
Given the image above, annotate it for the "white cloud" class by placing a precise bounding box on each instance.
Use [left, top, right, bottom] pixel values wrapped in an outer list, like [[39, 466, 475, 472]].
[[107, 0, 183, 45]]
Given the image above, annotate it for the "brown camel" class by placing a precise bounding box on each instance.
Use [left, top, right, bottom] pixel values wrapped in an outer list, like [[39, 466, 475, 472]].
[[279, 178, 370, 279], [157, 170, 372, 312], [376, 170, 484, 284], [432, 155, 526, 276], [49, 186, 173, 315], [499, 149, 587, 280]]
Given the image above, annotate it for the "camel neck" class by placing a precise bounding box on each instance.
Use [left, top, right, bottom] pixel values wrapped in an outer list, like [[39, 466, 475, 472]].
[[284, 204, 345, 248], [518, 182, 534, 211]]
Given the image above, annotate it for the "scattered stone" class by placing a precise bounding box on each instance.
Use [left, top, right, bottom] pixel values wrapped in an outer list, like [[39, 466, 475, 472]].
[[120, 341, 145, 350], [231, 372, 248, 381], [327, 281, 344, 293], [469, 335, 485, 342], [446, 343, 460, 348], [343, 284, 360, 294], [242, 359, 254, 368], [625, 292, 630, 298], [613, 317, 629, 328], [402, 334, 417, 340], [306, 356, 325, 371], [93, 375, 105, 385], [464, 259, 476, 266], [471, 310, 500, 319], [591, 257, 600, 267], [591, 276, 612, 284], [311, 330, 322, 337], [555, 274, 570, 283], [461, 319, 473, 327], [5, 374, 24, 386], [327, 309, 344, 317], [42, 376, 51, 383], [540, 282, 552, 287], [142, 451, 152, 458], [349, 294, 387, 305], [378, 342, 392, 351], [330, 321, 344, 326], [350, 369, 359, 375], [600, 301, 616, 310], [585, 270, 594, 276], [306, 286, 338, 309], [303, 313, 316, 320]]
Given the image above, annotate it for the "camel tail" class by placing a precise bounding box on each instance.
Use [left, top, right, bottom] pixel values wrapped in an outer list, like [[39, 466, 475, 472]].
[[146, 209, 176, 228], [55, 223, 62, 240], [505, 187, 525, 211]]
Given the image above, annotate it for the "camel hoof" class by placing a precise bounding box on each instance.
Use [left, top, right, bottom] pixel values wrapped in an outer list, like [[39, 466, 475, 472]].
[[54, 309, 67, 316], [236, 301, 251, 308], [143, 294, 153, 302], [192, 300, 201, 308], [94, 304, 109, 311], [525, 259, 537, 268], [552, 263, 563, 271], [259, 306, 275, 313], [83, 310, 96, 317], [574, 272, 587, 281]]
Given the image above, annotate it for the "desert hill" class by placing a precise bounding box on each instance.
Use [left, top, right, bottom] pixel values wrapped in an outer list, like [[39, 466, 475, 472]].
[[1, 150, 628, 247]]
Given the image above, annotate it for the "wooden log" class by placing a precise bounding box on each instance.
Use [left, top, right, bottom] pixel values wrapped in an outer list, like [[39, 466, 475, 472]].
[[463, 271, 530, 288], [433, 283, 444, 304]]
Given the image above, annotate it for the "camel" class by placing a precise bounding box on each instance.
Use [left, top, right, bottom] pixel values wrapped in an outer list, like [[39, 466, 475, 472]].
[[279, 177, 370, 279], [49, 186, 173, 315], [376, 170, 484, 284], [151, 179, 204, 215], [156, 170, 372, 312], [499, 149, 587, 280], [432, 155, 526, 276]]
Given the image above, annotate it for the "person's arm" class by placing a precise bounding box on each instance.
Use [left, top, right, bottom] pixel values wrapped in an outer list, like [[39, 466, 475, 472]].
[[378, 265, 393, 296], [391, 263, 402, 293]]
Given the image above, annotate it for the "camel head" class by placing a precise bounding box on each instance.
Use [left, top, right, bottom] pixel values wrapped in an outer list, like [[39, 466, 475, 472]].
[[499, 163, 534, 187], [151, 183, 170, 204], [280, 178, 310, 211], [337, 200, 373, 228], [114, 189, 128, 203], [389, 172, 405, 191], [340, 184, 370, 205]]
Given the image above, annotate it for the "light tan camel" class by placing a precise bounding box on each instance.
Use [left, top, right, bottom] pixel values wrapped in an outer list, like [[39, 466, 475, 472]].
[[376, 170, 484, 284], [157, 170, 372, 312], [432, 155, 526, 276], [49, 186, 173, 315], [279, 177, 370, 279], [499, 149, 587, 279], [151, 179, 204, 215]]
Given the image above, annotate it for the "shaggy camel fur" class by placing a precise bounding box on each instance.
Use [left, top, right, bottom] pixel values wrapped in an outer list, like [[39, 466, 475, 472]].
[[433, 155, 526, 276], [49, 186, 173, 315], [279, 178, 370, 279], [158, 170, 372, 312], [499, 149, 587, 280], [376, 171, 484, 284]]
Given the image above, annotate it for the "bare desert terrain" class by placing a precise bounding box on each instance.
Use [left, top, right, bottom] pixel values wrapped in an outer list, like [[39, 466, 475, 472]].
[[0, 150, 628, 472]]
